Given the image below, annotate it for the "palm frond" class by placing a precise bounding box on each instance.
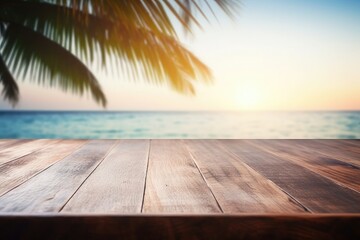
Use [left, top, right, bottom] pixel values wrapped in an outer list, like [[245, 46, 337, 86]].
[[0, 2, 104, 63], [1, 2, 213, 94], [214, 0, 241, 17], [0, 0, 241, 107], [1, 22, 106, 107], [105, 20, 212, 94], [39, 0, 240, 35], [0, 54, 18, 106]]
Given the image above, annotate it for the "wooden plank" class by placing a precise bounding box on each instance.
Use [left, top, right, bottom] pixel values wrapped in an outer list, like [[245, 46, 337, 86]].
[[294, 140, 360, 167], [337, 140, 360, 154], [0, 139, 30, 150], [0, 140, 86, 197], [0, 140, 116, 213], [220, 140, 360, 213], [306, 139, 360, 156], [252, 140, 360, 193], [62, 140, 150, 213], [0, 214, 359, 240], [185, 140, 304, 213], [0, 139, 14, 145], [345, 140, 360, 145], [143, 140, 221, 213], [0, 139, 58, 166]]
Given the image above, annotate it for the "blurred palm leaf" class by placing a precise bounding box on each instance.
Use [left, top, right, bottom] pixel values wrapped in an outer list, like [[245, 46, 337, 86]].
[[0, 0, 240, 107]]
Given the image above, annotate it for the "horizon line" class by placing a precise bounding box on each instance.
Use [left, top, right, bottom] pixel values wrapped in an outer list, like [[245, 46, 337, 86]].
[[0, 109, 359, 113]]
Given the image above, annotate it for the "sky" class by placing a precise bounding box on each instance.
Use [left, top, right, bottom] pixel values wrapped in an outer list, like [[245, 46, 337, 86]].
[[1, 0, 360, 111]]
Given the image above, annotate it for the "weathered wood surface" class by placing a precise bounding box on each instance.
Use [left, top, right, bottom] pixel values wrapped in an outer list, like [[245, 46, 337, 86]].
[[63, 140, 150, 213], [185, 140, 304, 213], [295, 140, 360, 167], [0, 140, 86, 197], [0, 139, 30, 151], [326, 140, 360, 154], [251, 140, 360, 193], [143, 140, 221, 213], [0, 139, 58, 165], [219, 140, 360, 213], [0, 139, 359, 215], [0, 214, 359, 240], [0, 140, 116, 212]]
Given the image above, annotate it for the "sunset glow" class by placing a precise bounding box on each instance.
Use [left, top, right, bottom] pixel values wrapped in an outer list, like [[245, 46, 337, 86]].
[[235, 86, 262, 110], [1, 0, 359, 111]]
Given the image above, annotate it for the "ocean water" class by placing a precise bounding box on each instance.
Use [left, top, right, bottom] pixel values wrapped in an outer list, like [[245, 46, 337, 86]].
[[0, 111, 359, 139]]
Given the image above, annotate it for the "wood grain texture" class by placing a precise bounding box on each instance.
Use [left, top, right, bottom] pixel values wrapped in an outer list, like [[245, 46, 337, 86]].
[[0, 139, 359, 215], [0, 139, 15, 147], [185, 140, 304, 213], [0, 139, 58, 166], [252, 140, 360, 193], [0, 140, 116, 213], [0, 140, 30, 150], [336, 140, 360, 154], [143, 140, 221, 213], [62, 140, 150, 213], [294, 140, 360, 167], [313, 140, 360, 154], [220, 140, 360, 213], [0, 215, 359, 240], [0, 140, 86, 197]]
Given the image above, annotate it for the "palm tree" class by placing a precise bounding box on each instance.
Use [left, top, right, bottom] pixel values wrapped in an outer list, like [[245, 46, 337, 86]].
[[0, 0, 239, 107]]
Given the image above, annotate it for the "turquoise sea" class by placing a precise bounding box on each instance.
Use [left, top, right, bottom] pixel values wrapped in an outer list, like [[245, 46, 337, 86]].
[[0, 111, 359, 139]]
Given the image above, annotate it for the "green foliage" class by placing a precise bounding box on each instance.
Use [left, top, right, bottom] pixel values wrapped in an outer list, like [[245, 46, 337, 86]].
[[0, 0, 240, 107]]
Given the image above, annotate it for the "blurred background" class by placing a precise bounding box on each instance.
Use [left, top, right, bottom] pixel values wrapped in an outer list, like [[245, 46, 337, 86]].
[[0, 0, 359, 138]]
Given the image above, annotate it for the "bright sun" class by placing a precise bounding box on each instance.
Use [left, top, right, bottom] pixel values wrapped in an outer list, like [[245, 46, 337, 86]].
[[235, 86, 262, 110]]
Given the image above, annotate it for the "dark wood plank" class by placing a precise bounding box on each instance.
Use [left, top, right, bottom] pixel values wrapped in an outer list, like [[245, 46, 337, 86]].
[[0, 140, 116, 213], [319, 140, 360, 153], [0, 214, 359, 240], [336, 140, 360, 154], [185, 140, 304, 213], [294, 140, 360, 167], [0, 140, 86, 197], [62, 140, 150, 213], [0, 139, 58, 166], [252, 140, 360, 193], [143, 140, 221, 213], [220, 140, 360, 213]]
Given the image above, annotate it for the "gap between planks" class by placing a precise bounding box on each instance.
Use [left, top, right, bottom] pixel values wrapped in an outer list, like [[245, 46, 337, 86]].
[[59, 140, 120, 212], [185, 140, 224, 213], [142, 140, 221, 213], [0, 140, 117, 213], [213, 140, 311, 213], [140, 140, 152, 213], [219, 140, 360, 213], [250, 140, 360, 193], [0, 140, 87, 197], [0, 139, 61, 167], [61, 140, 150, 213], [185, 140, 306, 213]]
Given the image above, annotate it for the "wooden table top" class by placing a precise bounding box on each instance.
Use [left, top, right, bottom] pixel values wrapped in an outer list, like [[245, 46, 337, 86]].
[[0, 139, 359, 214], [1, 139, 360, 239]]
